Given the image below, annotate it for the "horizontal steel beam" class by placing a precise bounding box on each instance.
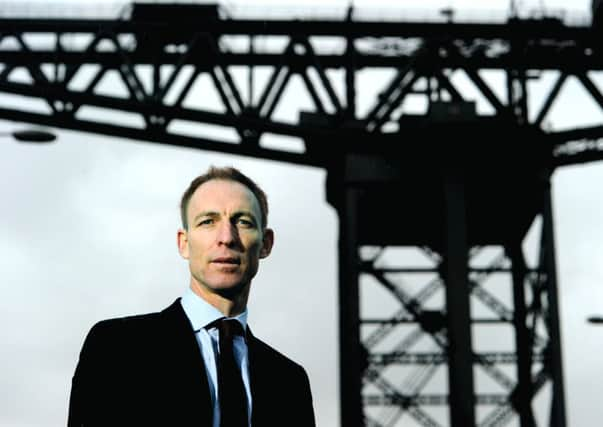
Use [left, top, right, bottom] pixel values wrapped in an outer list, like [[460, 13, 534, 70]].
[[0, 18, 593, 40]]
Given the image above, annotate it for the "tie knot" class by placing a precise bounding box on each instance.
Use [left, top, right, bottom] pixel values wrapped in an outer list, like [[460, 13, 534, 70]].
[[216, 318, 244, 340]]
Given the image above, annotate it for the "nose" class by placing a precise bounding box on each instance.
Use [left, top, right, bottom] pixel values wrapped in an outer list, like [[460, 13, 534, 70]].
[[216, 220, 237, 246]]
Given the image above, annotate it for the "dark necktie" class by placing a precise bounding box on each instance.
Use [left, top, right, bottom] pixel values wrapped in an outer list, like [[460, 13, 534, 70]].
[[217, 319, 248, 427]]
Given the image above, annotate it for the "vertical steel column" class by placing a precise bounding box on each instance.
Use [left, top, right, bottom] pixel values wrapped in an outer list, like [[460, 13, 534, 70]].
[[339, 185, 364, 427], [508, 243, 536, 427], [345, 44, 356, 120], [542, 179, 567, 427], [507, 68, 528, 124], [443, 170, 476, 427], [506, 36, 528, 125]]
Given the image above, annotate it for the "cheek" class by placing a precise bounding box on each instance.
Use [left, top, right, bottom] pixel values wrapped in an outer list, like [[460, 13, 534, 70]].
[[189, 235, 210, 252], [243, 241, 263, 264]]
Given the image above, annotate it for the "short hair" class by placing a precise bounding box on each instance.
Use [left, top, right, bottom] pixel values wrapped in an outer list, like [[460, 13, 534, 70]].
[[180, 166, 269, 230]]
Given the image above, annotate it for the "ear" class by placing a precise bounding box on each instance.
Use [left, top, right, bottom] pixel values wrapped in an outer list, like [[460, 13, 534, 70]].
[[259, 228, 274, 259], [177, 228, 190, 259]]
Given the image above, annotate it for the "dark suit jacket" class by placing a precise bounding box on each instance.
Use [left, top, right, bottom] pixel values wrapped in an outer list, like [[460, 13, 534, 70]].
[[68, 299, 315, 426]]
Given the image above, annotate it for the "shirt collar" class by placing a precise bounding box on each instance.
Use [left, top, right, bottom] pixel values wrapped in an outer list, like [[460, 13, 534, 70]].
[[180, 286, 248, 332]]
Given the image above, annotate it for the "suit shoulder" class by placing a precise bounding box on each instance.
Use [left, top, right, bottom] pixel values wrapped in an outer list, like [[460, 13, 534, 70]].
[[251, 336, 307, 373], [82, 309, 164, 348], [90, 310, 160, 332], [94, 310, 161, 328], [248, 336, 316, 426]]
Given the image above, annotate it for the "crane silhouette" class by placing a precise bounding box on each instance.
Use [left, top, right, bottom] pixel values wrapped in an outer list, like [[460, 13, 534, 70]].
[[1, 3, 602, 426]]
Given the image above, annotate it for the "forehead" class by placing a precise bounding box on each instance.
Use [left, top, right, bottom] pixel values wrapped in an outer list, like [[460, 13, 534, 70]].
[[188, 179, 261, 217]]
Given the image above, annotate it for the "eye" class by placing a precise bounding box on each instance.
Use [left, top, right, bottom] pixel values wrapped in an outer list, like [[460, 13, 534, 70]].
[[198, 218, 213, 226], [236, 218, 255, 228]]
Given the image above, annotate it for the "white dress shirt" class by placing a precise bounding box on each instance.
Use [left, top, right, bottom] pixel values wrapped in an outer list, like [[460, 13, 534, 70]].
[[180, 287, 251, 427]]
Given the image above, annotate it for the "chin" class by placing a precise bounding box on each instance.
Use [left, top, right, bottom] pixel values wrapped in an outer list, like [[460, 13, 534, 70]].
[[208, 276, 246, 292], [214, 283, 246, 299]]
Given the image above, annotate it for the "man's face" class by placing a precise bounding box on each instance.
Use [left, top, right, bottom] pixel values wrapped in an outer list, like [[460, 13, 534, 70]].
[[177, 179, 273, 297]]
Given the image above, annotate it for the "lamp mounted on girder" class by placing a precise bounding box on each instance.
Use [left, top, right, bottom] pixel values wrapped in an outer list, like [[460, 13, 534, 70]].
[[0, 129, 56, 143]]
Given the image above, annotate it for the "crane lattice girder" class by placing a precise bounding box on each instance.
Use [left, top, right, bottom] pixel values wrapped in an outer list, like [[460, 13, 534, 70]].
[[0, 9, 594, 427], [1, 15, 603, 166]]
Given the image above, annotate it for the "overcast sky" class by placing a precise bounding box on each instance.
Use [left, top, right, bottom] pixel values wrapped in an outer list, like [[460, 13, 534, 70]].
[[1, 1, 602, 426]]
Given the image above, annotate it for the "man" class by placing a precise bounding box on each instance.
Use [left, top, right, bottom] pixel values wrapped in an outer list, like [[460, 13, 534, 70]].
[[68, 166, 315, 427]]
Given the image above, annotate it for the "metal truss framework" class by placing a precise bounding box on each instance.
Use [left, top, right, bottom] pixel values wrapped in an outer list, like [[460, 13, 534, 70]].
[[0, 15, 602, 163], [356, 213, 559, 427], [333, 159, 565, 427], [1, 10, 602, 427]]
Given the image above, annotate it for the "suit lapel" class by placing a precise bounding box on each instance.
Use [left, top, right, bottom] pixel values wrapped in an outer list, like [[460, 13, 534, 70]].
[[160, 299, 213, 425], [246, 328, 269, 427]]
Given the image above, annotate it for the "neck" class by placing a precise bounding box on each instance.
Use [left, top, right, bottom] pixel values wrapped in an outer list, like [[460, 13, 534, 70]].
[[190, 281, 249, 317]]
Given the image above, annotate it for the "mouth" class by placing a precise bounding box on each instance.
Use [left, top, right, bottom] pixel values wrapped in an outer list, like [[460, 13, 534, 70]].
[[212, 257, 241, 265]]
